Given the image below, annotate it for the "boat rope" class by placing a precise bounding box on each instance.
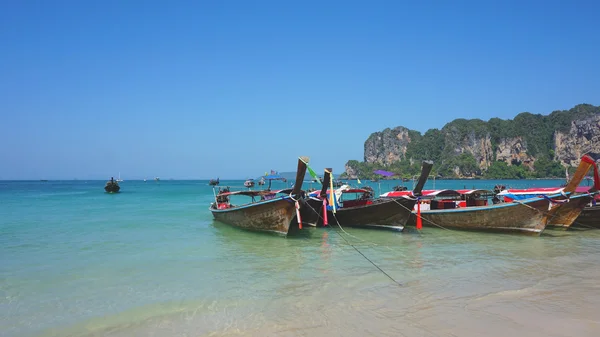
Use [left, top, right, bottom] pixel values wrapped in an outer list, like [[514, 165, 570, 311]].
[[566, 220, 597, 229], [302, 200, 385, 247], [330, 213, 403, 287], [301, 199, 405, 284], [510, 199, 546, 214]]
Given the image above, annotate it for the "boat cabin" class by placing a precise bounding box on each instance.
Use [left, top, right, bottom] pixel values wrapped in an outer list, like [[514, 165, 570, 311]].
[[309, 186, 375, 209], [213, 188, 285, 210], [381, 189, 494, 210], [456, 189, 496, 207]]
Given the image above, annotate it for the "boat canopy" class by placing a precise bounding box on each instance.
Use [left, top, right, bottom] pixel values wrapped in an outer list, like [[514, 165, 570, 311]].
[[498, 186, 594, 196], [217, 189, 283, 197], [308, 187, 371, 197], [381, 189, 460, 198], [456, 189, 496, 198], [497, 187, 564, 195], [373, 169, 396, 177]]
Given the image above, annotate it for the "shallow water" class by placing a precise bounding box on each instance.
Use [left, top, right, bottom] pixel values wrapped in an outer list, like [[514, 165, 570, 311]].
[[1, 180, 599, 337]]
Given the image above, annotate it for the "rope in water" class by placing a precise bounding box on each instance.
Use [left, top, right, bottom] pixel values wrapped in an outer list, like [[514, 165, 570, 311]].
[[331, 213, 403, 287], [303, 199, 383, 246], [303, 199, 411, 252], [302, 199, 403, 287]]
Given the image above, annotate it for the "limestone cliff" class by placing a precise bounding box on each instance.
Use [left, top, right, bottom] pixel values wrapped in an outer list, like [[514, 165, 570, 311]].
[[344, 104, 600, 179], [554, 114, 600, 167], [363, 127, 412, 165], [494, 137, 535, 169]]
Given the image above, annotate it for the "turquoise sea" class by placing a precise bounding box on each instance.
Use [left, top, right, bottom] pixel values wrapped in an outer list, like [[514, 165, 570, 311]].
[[2, 179, 600, 337]]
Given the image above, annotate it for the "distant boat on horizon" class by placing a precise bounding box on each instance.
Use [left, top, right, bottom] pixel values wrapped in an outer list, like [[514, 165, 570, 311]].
[[104, 177, 120, 193], [154, 177, 160, 181]]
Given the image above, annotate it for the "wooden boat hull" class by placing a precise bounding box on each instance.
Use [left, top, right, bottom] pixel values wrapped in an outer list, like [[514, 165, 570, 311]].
[[572, 205, 600, 229], [545, 194, 593, 229], [406, 197, 551, 235], [304, 197, 416, 230], [210, 197, 298, 235], [104, 184, 120, 193]]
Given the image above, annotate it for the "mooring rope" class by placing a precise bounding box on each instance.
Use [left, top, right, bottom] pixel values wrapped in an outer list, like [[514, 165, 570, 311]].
[[302, 199, 403, 286], [330, 213, 403, 287], [302, 199, 379, 245]]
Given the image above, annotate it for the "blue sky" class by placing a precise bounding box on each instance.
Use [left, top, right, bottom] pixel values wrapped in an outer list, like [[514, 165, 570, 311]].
[[1, 0, 599, 179]]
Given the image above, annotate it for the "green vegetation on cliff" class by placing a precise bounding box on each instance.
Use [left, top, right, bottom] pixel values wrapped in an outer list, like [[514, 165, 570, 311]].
[[342, 104, 599, 180]]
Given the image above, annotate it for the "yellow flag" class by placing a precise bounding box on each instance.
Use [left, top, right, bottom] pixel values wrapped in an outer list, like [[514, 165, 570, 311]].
[[357, 178, 362, 184]]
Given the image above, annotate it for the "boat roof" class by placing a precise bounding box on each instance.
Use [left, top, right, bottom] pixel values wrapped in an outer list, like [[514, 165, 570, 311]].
[[308, 187, 372, 197], [456, 189, 495, 195], [217, 189, 283, 197], [497, 187, 564, 195], [497, 186, 594, 195], [381, 189, 461, 198]]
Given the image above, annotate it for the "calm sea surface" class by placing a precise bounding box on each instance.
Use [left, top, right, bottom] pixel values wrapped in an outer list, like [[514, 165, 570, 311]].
[[1, 179, 600, 337]]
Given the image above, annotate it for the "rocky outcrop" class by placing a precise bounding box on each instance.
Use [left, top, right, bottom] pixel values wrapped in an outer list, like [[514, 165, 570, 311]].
[[349, 104, 600, 178], [495, 137, 535, 169], [445, 131, 494, 170], [364, 127, 412, 165], [554, 114, 600, 166], [344, 162, 359, 179]]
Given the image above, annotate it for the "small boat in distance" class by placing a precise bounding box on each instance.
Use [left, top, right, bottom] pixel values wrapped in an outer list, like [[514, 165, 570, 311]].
[[154, 177, 160, 181], [244, 179, 255, 188], [209, 157, 309, 235], [209, 178, 220, 186], [104, 177, 120, 193]]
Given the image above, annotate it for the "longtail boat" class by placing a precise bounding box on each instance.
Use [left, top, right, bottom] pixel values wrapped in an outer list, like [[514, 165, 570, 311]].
[[498, 188, 594, 230], [496, 154, 600, 230], [302, 161, 433, 230], [383, 154, 599, 235], [209, 157, 309, 235], [382, 188, 549, 234], [104, 177, 120, 193]]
